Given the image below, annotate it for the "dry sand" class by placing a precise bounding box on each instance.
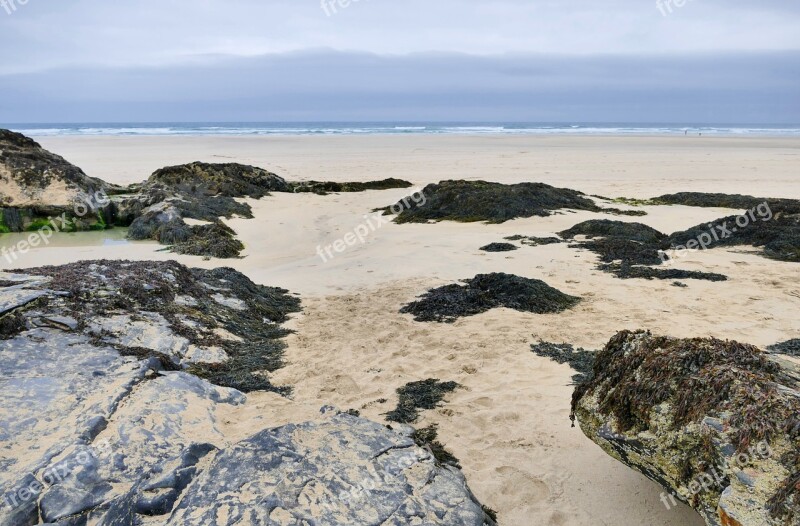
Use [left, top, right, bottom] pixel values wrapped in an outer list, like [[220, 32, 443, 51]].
[[4, 134, 800, 525]]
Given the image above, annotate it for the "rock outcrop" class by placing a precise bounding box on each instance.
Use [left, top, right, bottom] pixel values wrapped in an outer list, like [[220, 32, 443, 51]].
[[571, 330, 800, 526], [0, 130, 116, 232], [120, 162, 292, 258], [0, 262, 494, 525]]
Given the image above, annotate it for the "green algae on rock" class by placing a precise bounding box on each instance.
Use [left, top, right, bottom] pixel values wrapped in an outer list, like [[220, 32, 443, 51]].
[[571, 330, 800, 526]]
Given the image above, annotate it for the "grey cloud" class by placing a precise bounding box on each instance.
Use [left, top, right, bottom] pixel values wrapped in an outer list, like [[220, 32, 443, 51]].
[[0, 50, 797, 123]]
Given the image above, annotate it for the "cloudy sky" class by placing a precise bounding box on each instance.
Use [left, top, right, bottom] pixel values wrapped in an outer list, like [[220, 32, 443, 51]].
[[0, 0, 798, 123]]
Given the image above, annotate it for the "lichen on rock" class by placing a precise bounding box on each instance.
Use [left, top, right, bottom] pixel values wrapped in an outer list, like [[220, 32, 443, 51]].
[[571, 330, 800, 526]]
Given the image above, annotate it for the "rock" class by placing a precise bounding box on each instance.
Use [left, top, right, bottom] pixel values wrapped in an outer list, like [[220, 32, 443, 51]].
[[0, 260, 301, 392], [0, 129, 117, 232], [571, 330, 800, 526], [166, 410, 492, 526], [0, 265, 493, 525]]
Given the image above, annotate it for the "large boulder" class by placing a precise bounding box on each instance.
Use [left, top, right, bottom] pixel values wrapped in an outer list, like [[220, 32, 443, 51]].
[[0, 129, 116, 232], [0, 262, 493, 525], [571, 330, 800, 526], [167, 409, 491, 526]]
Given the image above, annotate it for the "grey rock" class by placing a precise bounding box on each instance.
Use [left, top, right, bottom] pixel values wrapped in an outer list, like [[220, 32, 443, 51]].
[[0, 261, 491, 525], [167, 411, 491, 526]]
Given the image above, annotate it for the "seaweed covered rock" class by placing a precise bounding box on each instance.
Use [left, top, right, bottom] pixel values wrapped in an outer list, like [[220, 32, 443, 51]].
[[668, 206, 800, 263], [401, 272, 580, 323], [291, 178, 412, 194], [118, 162, 293, 257], [384, 180, 606, 224], [571, 331, 800, 526], [147, 162, 292, 197], [0, 129, 117, 232], [1, 259, 300, 393], [655, 192, 800, 215], [560, 220, 729, 281]]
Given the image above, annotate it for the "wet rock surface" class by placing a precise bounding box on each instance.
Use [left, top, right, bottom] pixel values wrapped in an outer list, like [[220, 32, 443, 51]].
[[0, 263, 493, 526], [167, 409, 492, 526], [400, 272, 581, 323], [571, 330, 800, 526]]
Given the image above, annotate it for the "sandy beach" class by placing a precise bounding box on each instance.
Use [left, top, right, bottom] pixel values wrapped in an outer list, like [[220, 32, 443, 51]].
[[3, 134, 800, 526]]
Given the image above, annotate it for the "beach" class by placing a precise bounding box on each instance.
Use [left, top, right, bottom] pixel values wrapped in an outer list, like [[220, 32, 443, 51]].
[[3, 134, 800, 525]]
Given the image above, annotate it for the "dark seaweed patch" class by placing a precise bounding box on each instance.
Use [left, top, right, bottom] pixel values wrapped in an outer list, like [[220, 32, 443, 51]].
[[386, 379, 460, 423], [291, 178, 412, 194], [480, 243, 518, 252], [411, 424, 461, 468], [597, 263, 728, 282], [768, 339, 800, 357], [504, 235, 564, 247], [530, 341, 595, 383], [385, 180, 606, 224], [400, 273, 581, 323]]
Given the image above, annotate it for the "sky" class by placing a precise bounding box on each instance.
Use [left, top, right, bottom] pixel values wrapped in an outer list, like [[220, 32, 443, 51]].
[[0, 0, 798, 123]]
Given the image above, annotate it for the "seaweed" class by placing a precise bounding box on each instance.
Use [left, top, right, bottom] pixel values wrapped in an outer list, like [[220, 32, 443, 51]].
[[768, 339, 800, 357], [559, 219, 667, 245], [480, 242, 518, 252], [504, 235, 564, 246], [668, 211, 800, 263], [411, 424, 461, 468], [400, 273, 581, 323], [385, 379, 460, 423], [530, 341, 595, 383], [571, 331, 798, 451], [597, 263, 728, 282], [385, 180, 606, 224], [290, 178, 412, 194], [0, 311, 26, 340], [655, 192, 800, 214], [18, 260, 301, 394]]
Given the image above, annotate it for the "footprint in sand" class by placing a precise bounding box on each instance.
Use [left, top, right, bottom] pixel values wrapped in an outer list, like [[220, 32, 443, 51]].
[[495, 466, 551, 504]]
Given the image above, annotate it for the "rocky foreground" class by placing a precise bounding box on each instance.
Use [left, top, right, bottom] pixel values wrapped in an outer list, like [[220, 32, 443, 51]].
[[0, 261, 494, 525], [571, 331, 800, 526]]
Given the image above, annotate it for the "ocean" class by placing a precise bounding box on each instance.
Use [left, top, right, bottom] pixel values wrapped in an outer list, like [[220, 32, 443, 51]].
[[4, 122, 800, 137]]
